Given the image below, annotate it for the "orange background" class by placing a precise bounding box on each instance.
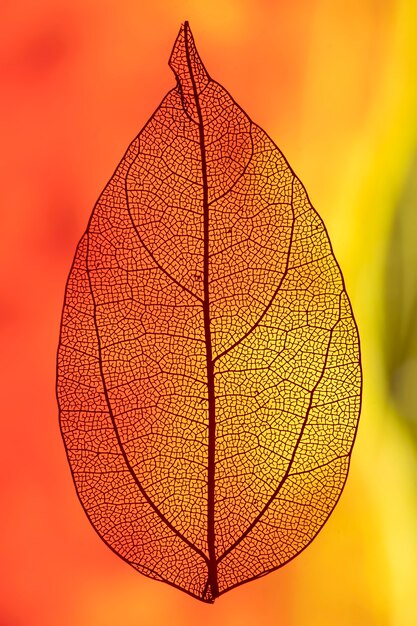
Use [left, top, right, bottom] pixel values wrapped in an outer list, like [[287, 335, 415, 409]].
[[1, 1, 416, 625]]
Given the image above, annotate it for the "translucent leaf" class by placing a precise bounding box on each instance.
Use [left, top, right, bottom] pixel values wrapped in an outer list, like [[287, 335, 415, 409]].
[[57, 22, 362, 602]]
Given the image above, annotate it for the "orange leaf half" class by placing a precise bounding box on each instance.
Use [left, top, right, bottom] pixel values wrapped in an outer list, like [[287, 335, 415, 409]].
[[57, 22, 362, 603]]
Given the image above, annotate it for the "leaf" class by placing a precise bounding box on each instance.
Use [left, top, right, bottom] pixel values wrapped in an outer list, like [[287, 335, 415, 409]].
[[57, 22, 362, 603]]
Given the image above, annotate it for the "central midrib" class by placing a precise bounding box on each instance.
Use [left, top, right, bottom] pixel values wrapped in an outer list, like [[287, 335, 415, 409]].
[[183, 24, 218, 600]]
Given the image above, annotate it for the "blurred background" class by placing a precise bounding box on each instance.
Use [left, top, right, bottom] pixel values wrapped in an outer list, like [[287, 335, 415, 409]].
[[0, 0, 416, 624]]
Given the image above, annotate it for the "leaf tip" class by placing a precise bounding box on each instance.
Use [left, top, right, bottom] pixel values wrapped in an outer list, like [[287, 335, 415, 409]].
[[169, 21, 210, 103]]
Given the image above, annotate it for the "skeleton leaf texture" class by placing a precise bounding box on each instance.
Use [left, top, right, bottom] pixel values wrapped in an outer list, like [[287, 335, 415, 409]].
[[57, 22, 362, 603]]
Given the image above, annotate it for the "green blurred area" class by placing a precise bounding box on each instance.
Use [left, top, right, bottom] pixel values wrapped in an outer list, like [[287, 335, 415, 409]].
[[385, 153, 417, 441]]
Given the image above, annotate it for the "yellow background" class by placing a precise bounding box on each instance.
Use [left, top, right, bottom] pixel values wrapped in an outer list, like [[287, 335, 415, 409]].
[[0, 1, 416, 624]]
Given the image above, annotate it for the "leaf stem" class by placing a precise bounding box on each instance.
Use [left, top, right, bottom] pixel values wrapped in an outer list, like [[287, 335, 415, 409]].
[[183, 22, 219, 600]]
